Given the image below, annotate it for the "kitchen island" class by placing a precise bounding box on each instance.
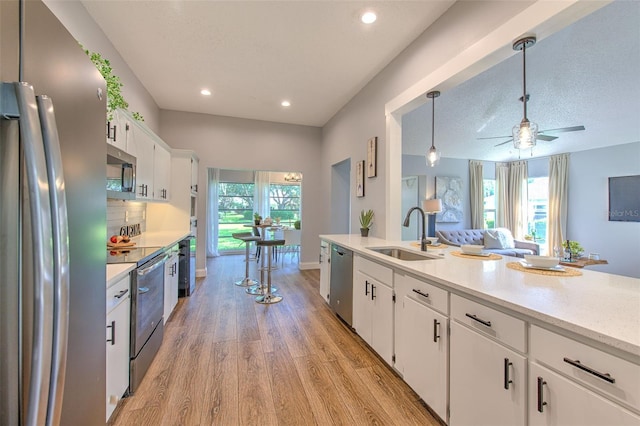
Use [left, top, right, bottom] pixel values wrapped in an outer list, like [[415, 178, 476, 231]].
[[320, 234, 640, 425]]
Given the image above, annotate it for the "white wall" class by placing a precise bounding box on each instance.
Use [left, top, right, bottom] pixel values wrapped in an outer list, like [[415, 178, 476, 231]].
[[44, 0, 161, 132], [320, 1, 533, 238], [568, 142, 640, 278], [158, 110, 322, 270]]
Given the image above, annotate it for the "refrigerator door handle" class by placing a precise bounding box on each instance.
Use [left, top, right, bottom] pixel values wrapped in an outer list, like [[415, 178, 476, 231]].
[[15, 82, 55, 426], [37, 94, 70, 426]]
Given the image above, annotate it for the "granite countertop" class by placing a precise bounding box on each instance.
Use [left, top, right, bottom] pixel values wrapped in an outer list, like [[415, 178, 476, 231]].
[[106, 230, 192, 285], [320, 234, 640, 358]]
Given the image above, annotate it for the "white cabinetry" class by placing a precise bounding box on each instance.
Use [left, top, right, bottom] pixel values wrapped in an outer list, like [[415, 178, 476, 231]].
[[164, 246, 179, 323], [449, 294, 527, 426], [106, 274, 131, 421], [352, 255, 394, 365], [395, 273, 448, 421], [190, 155, 198, 194], [106, 109, 128, 152], [319, 241, 330, 303], [153, 143, 171, 201]]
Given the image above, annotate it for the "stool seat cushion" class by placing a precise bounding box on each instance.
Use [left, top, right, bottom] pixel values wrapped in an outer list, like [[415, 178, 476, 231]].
[[232, 232, 253, 239], [257, 239, 285, 247], [241, 236, 261, 242]]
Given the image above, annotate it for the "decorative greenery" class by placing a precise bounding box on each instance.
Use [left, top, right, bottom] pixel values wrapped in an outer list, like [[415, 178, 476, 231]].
[[294, 220, 301, 230], [83, 47, 144, 122], [359, 209, 374, 229], [562, 240, 584, 256], [253, 212, 262, 221]]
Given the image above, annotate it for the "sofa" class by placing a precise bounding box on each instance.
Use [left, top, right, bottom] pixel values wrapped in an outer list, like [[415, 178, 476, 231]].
[[436, 229, 540, 258]]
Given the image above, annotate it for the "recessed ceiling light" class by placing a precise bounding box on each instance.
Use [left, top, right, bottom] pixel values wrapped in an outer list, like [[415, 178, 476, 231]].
[[200, 89, 211, 96], [281, 100, 291, 107], [361, 11, 377, 24]]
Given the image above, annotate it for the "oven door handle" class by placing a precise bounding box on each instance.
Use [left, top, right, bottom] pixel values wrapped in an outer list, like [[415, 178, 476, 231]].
[[137, 254, 168, 276]]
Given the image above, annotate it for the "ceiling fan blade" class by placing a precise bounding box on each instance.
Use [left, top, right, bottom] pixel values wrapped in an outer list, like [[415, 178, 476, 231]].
[[537, 134, 558, 142], [477, 135, 511, 140], [540, 125, 586, 134], [494, 139, 512, 147]]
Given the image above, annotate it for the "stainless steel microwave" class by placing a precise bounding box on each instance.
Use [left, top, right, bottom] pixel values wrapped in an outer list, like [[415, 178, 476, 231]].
[[106, 144, 136, 200]]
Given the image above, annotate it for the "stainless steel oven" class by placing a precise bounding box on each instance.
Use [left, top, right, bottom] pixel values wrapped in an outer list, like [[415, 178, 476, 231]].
[[129, 251, 166, 393]]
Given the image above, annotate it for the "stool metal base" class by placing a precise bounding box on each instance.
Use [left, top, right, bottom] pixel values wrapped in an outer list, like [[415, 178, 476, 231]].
[[246, 284, 277, 295], [235, 277, 258, 287], [256, 293, 283, 304]]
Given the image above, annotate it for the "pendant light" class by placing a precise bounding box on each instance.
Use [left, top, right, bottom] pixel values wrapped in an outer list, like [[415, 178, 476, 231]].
[[426, 91, 441, 167], [512, 36, 538, 150]]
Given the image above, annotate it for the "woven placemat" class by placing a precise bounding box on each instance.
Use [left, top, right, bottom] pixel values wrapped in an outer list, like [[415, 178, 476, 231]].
[[507, 261, 582, 277], [410, 242, 450, 250], [451, 251, 502, 260]]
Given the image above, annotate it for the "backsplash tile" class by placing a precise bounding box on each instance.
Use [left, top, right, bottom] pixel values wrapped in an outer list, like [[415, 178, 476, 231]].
[[107, 200, 146, 238]]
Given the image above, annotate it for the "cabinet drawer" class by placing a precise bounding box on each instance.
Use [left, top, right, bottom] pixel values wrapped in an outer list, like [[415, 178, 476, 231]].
[[355, 255, 393, 286], [106, 275, 130, 315], [531, 325, 640, 411], [451, 294, 526, 353], [402, 274, 448, 315]]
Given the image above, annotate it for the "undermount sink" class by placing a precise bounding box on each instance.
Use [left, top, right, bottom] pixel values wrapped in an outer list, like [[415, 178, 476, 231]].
[[367, 247, 440, 261]]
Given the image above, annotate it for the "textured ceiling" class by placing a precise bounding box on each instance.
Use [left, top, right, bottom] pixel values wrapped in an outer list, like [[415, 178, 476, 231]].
[[402, 1, 640, 163], [81, 0, 454, 127]]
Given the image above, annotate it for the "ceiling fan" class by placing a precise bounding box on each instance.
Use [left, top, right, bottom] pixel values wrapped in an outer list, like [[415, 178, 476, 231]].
[[478, 35, 586, 148], [479, 124, 586, 147]]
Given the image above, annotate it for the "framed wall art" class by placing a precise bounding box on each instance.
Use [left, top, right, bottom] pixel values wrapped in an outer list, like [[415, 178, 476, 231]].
[[367, 136, 377, 178], [356, 160, 365, 197], [435, 176, 463, 223]]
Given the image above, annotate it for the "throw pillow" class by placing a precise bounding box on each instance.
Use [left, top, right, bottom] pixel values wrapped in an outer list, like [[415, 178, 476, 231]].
[[484, 228, 516, 249]]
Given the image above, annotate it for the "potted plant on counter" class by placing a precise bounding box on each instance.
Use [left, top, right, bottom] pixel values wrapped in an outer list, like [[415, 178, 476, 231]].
[[359, 209, 374, 237], [253, 212, 262, 225]]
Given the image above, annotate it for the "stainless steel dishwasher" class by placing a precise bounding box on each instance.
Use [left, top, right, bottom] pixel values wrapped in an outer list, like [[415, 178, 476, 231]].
[[329, 244, 353, 326]]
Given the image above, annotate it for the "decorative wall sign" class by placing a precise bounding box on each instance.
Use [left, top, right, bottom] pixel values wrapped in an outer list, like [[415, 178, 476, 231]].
[[367, 137, 377, 178], [436, 176, 463, 223], [356, 160, 365, 197]]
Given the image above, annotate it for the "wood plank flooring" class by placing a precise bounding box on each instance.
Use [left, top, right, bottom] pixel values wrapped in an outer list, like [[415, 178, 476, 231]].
[[110, 255, 439, 425]]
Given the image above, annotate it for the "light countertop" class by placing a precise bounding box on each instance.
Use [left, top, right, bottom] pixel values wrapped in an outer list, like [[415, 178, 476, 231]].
[[106, 230, 191, 285], [320, 234, 640, 358]]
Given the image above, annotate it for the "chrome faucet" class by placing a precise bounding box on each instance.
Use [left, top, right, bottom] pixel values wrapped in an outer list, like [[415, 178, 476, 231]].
[[403, 207, 428, 251]]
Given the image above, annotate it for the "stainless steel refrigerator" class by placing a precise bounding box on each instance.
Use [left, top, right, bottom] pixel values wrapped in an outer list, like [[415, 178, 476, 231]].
[[1, 0, 107, 424]]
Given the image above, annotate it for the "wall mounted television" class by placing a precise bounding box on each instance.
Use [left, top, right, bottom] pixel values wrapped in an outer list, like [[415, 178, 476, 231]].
[[608, 175, 640, 222]]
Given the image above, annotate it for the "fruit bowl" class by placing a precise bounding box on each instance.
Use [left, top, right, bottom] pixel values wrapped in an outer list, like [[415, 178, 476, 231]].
[[524, 255, 559, 268]]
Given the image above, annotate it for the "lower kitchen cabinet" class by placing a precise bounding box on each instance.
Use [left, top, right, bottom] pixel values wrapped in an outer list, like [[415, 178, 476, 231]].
[[106, 275, 131, 421], [529, 362, 640, 425], [319, 241, 330, 303], [450, 321, 526, 426], [352, 256, 394, 365], [164, 247, 179, 323]]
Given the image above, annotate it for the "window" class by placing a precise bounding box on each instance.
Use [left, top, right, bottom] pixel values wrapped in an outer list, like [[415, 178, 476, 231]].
[[217, 182, 255, 251], [526, 177, 548, 249], [269, 183, 301, 227], [483, 179, 496, 229]]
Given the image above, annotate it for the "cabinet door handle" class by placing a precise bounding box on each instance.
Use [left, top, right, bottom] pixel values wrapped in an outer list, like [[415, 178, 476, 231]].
[[371, 284, 376, 300], [412, 288, 429, 298], [537, 377, 547, 412], [433, 319, 440, 342], [113, 125, 117, 142], [114, 289, 128, 299], [106, 320, 115, 345], [106, 121, 112, 140], [365, 280, 370, 296], [504, 358, 513, 389], [465, 313, 492, 327], [563, 357, 615, 383]]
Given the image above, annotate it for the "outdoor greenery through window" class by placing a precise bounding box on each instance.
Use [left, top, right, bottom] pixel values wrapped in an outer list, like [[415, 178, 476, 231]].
[[483, 179, 496, 229], [526, 177, 548, 249], [217, 181, 301, 252]]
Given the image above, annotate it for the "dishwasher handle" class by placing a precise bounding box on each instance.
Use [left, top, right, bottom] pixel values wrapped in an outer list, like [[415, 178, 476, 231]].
[[137, 254, 168, 276]]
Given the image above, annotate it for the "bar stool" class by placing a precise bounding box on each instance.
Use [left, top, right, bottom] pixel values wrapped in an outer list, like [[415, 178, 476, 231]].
[[232, 232, 260, 287], [254, 239, 284, 304]]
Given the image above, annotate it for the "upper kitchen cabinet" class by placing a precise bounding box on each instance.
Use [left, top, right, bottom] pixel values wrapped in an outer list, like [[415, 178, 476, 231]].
[[190, 155, 198, 195], [153, 142, 171, 201]]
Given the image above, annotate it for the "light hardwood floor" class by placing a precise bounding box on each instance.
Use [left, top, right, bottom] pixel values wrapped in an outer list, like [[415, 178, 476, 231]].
[[110, 254, 440, 425]]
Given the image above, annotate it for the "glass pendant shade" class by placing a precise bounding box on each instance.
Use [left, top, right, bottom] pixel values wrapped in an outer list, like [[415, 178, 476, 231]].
[[512, 118, 538, 149], [426, 146, 441, 167]]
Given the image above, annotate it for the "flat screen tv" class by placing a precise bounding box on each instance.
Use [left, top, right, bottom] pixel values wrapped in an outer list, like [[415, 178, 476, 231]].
[[608, 175, 640, 222]]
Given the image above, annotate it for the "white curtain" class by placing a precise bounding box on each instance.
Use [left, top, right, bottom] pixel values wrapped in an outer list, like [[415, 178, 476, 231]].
[[548, 153, 569, 255], [469, 160, 484, 229], [495, 163, 509, 228], [206, 168, 220, 257], [508, 161, 528, 239], [254, 171, 271, 220]]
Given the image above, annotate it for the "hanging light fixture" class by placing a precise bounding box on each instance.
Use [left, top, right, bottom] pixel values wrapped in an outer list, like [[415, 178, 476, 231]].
[[284, 172, 302, 182], [512, 36, 538, 150], [426, 91, 441, 167]]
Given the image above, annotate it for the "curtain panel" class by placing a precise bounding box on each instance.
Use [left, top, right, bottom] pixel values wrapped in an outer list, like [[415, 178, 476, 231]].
[[469, 160, 484, 229], [495, 163, 510, 229], [508, 161, 528, 239], [548, 153, 569, 255]]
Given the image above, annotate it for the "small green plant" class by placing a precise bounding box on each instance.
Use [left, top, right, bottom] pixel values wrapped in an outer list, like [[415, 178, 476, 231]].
[[294, 220, 301, 230], [562, 240, 584, 256], [253, 212, 262, 220], [83, 47, 144, 122], [359, 209, 374, 229]]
